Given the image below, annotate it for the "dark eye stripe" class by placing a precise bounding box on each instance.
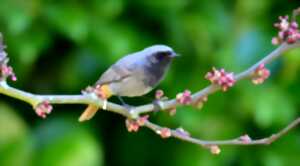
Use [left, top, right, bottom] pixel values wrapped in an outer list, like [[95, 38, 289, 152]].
[[163, 51, 172, 55], [160, 51, 172, 56], [153, 50, 172, 61], [157, 52, 167, 60]]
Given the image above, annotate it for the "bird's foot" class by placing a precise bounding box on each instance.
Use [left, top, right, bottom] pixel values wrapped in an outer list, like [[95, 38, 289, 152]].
[[152, 99, 163, 112], [123, 103, 139, 119], [118, 96, 135, 112], [123, 103, 134, 111]]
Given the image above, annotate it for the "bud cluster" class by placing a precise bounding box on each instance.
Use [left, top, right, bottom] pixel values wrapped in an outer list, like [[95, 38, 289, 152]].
[[272, 15, 300, 45], [205, 68, 235, 91], [0, 33, 16, 81]]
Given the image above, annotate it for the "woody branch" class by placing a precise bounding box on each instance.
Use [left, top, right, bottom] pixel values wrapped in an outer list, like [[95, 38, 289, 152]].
[[0, 8, 300, 154]]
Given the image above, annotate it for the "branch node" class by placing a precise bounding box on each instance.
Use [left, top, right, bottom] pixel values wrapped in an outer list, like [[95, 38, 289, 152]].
[[34, 100, 53, 118]]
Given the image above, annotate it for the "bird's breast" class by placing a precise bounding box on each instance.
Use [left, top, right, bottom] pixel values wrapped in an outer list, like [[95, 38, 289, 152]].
[[109, 75, 153, 97], [144, 61, 170, 87]]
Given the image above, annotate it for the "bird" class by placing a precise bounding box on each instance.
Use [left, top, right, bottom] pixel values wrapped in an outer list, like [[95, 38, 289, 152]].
[[79, 45, 178, 122]]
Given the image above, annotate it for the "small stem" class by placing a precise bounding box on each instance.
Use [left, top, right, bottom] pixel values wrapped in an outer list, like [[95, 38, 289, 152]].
[[144, 117, 300, 146], [134, 42, 300, 116], [0, 81, 39, 106], [0, 81, 131, 117]]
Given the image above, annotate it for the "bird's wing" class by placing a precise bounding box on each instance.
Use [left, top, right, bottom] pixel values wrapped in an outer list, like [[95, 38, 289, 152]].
[[95, 52, 143, 85], [95, 63, 133, 85]]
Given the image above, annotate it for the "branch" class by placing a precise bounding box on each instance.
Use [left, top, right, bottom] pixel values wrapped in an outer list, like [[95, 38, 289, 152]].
[[133, 42, 300, 115], [0, 81, 131, 117], [0, 42, 299, 118], [144, 117, 300, 147], [1, 9, 300, 154]]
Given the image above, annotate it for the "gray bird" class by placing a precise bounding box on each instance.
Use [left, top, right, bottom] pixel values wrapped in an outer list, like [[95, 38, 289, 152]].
[[79, 45, 177, 122]]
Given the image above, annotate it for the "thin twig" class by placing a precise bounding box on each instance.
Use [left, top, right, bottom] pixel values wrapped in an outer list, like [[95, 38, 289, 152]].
[[144, 117, 300, 147], [0, 42, 299, 118], [0, 81, 131, 117], [0, 42, 299, 117], [133, 42, 300, 115]]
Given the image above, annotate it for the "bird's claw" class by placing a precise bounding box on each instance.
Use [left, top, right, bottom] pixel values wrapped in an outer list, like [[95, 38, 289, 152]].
[[152, 99, 163, 112], [123, 104, 134, 112]]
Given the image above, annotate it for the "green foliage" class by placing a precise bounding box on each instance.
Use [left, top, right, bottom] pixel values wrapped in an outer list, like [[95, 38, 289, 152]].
[[0, 103, 32, 166], [0, 0, 300, 166], [0, 103, 103, 166], [32, 118, 103, 166]]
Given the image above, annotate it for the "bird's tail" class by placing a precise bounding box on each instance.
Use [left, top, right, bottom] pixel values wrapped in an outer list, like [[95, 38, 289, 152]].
[[79, 104, 99, 122], [78, 84, 113, 122]]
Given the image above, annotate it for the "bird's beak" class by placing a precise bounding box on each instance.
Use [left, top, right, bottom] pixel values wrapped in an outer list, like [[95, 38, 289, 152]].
[[170, 52, 179, 58]]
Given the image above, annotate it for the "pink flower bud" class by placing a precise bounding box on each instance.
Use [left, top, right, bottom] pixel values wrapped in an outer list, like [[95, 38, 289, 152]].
[[290, 21, 299, 30], [35, 101, 53, 118], [176, 90, 193, 105], [126, 115, 149, 132], [210, 145, 221, 155], [136, 115, 149, 126], [0, 64, 17, 81], [157, 128, 171, 138], [271, 37, 280, 45], [239, 134, 252, 144], [125, 119, 140, 132], [205, 67, 235, 91], [155, 89, 164, 99], [252, 64, 270, 85], [272, 15, 300, 44]]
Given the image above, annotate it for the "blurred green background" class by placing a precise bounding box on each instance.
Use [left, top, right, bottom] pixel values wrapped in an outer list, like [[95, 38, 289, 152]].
[[0, 0, 300, 166]]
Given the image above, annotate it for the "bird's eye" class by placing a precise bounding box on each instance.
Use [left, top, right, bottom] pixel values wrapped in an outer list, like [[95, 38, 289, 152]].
[[155, 51, 171, 60]]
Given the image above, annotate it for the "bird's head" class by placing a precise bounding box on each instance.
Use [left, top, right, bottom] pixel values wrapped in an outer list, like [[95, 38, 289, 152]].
[[143, 45, 178, 64]]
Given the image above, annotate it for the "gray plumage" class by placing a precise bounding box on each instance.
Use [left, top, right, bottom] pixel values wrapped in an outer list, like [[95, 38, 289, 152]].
[[95, 45, 177, 97]]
